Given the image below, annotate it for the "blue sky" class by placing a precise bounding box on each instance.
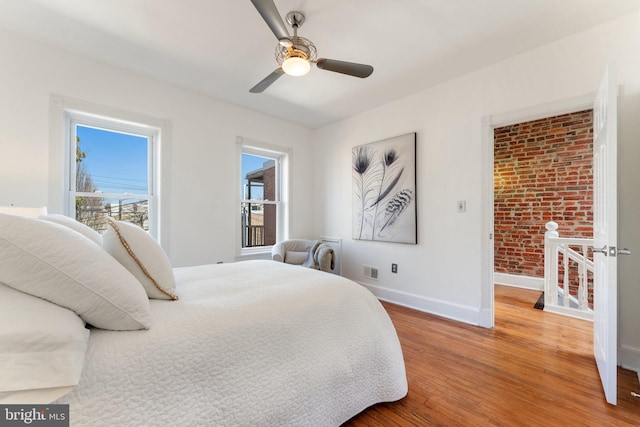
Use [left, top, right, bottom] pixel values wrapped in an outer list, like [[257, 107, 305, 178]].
[[77, 125, 148, 194], [78, 125, 269, 199]]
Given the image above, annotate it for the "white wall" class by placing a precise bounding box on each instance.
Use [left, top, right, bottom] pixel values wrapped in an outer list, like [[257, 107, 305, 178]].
[[313, 12, 640, 371], [0, 28, 315, 267], [2, 9, 639, 372]]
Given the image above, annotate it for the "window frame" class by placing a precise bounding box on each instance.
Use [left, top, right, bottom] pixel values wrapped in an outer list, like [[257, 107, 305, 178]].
[[237, 138, 290, 257], [64, 110, 160, 238]]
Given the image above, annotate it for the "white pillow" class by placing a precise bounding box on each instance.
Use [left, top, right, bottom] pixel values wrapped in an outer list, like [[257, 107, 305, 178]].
[[0, 283, 89, 401], [103, 219, 178, 300], [39, 213, 103, 246], [0, 213, 151, 330]]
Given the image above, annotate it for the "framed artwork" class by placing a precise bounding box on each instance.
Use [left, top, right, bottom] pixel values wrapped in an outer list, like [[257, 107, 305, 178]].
[[352, 132, 417, 244]]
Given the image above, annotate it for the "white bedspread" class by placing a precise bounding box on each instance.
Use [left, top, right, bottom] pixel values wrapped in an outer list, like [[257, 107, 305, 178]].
[[56, 260, 407, 426]]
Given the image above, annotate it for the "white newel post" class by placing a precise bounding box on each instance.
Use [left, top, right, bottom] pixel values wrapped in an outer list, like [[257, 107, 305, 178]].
[[544, 221, 559, 308]]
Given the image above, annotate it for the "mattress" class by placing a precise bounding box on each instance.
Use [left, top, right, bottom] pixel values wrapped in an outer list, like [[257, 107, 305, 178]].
[[56, 260, 407, 426]]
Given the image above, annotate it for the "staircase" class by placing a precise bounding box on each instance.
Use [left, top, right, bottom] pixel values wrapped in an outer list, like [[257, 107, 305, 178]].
[[543, 221, 594, 321]]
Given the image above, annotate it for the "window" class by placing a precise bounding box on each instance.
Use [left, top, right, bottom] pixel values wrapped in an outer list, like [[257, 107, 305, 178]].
[[66, 112, 159, 237], [239, 142, 288, 254]]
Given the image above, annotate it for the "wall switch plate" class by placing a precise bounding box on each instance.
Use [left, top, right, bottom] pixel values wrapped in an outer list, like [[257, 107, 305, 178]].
[[391, 263, 398, 273], [457, 200, 466, 213]]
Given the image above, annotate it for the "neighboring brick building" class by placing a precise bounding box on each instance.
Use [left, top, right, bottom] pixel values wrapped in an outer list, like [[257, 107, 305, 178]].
[[494, 110, 593, 281]]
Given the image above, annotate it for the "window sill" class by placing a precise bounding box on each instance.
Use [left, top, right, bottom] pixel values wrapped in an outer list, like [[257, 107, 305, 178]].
[[237, 246, 273, 261]]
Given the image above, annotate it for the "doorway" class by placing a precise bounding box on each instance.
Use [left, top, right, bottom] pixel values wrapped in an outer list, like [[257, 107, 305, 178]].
[[482, 70, 621, 405], [493, 109, 594, 309], [480, 94, 595, 328]]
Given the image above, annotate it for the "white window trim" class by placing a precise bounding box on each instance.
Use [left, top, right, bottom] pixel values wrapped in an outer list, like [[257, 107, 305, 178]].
[[236, 137, 290, 258], [49, 96, 171, 249], [66, 113, 158, 236]]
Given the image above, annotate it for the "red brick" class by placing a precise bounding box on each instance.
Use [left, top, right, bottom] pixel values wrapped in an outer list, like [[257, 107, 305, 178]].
[[494, 110, 593, 280]]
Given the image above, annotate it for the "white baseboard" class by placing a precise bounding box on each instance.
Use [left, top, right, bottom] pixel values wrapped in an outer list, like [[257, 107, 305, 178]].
[[494, 272, 544, 291], [619, 344, 640, 375], [359, 281, 486, 327]]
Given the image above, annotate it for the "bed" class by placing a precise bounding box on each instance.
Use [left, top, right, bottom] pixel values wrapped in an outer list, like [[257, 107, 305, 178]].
[[0, 213, 407, 426]]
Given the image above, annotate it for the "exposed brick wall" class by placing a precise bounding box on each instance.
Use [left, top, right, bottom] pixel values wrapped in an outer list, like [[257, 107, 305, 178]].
[[494, 110, 593, 280]]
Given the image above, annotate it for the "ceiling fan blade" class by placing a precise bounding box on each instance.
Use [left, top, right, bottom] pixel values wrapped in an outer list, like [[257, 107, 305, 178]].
[[249, 68, 285, 93], [316, 59, 374, 78], [250, 0, 290, 42]]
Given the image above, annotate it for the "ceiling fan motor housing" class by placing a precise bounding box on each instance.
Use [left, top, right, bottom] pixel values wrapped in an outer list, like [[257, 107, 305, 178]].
[[275, 36, 317, 65]]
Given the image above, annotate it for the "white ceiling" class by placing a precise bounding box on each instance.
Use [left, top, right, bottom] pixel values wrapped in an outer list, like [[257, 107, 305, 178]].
[[1, 0, 639, 128]]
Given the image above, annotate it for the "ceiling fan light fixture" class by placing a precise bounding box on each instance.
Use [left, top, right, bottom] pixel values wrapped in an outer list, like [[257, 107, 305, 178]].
[[282, 56, 310, 76]]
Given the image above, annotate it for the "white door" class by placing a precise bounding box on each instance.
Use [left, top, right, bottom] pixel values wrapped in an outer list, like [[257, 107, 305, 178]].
[[592, 66, 618, 405]]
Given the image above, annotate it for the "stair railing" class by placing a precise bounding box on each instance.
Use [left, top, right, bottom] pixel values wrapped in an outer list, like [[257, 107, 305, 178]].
[[543, 221, 594, 321]]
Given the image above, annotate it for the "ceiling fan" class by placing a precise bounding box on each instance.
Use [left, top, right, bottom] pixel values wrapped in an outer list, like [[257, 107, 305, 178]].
[[249, 0, 374, 93]]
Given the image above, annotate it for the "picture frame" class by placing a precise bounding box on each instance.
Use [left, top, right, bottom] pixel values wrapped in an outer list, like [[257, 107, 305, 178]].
[[352, 132, 417, 244]]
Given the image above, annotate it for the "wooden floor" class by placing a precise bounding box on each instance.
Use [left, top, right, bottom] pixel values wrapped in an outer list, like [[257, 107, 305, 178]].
[[345, 285, 640, 426]]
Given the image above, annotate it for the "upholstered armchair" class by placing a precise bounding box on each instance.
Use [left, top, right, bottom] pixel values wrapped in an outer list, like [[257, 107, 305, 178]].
[[272, 239, 335, 272]]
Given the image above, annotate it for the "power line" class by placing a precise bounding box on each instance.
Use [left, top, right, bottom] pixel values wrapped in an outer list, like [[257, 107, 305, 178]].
[[90, 174, 148, 183]]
